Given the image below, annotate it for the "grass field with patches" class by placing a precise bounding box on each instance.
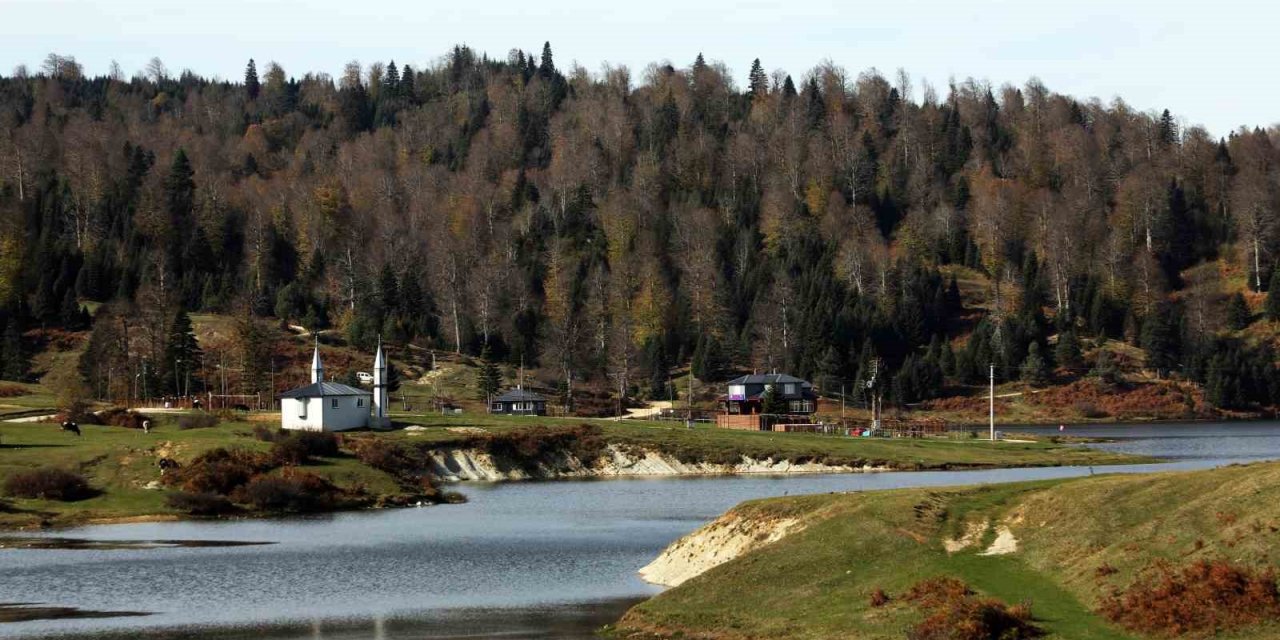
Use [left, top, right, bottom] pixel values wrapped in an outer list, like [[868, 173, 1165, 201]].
[[617, 462, 1280, 639]]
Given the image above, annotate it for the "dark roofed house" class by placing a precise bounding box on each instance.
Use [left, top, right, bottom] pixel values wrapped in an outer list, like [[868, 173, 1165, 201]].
[[722, 373, 817, 415], [490, 388, 547, 416], [716, 373, 818, 430]]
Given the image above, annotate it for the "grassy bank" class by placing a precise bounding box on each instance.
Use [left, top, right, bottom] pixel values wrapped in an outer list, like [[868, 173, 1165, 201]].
[[617, 461, 1280, 639], [0, 413, 1145, 530]]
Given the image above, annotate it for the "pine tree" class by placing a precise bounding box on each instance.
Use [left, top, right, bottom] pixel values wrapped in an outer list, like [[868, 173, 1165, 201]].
[[693, 53, 706, 73], [760, 384, 786, 414], [1158, 109, 1178, 146], [945, 275, 963, 312], [245, 59, 260, 100], [1267, 265, 1280, 321], [1054, 329, 1083, 371], [161, 309, 202, 395], [383, 61, 400, 98], [59, 289, 82, 329], [539, 41, 555, 78], [2, 322, 26, 381], [748, 58, 768, 98], [781, 75, 797, 100], [1141, 303, 1181, 377], [1226, 292, 1252, 331], [1020, 342, 1050, 386], [476, 344, 502, 400]]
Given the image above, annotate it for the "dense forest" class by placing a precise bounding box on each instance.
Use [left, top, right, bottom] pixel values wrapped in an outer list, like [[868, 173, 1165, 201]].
[[1, 46, 1278, 409]]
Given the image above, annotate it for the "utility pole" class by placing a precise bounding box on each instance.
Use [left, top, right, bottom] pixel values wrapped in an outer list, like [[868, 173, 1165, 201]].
[[989, 363, 995, 442], [840, 383, 846, 419], [687, 365, 694, 429]]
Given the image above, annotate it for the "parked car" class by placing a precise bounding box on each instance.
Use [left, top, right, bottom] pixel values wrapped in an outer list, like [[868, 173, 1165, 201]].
[[356, 372, 374, 384]]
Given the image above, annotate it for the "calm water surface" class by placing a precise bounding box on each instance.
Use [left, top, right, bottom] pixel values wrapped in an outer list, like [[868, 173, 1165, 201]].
[[5, 421, 1280, 639]]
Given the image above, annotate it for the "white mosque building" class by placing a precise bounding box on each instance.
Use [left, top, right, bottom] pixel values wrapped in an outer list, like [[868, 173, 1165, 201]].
[[279, 339, 391, 431]]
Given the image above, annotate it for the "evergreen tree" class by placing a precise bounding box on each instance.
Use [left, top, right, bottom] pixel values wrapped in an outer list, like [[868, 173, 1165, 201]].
[[2, 322, 26, 381], [1054, 329, 1083, 372], [691, 333, 724, 381], [1158, 109, 1178, 146], [1226, 292, 1252, 331], [760, 384, 787, 414], [59, 289, 82, 329], [781, 75, 797, 100], [244, 59, 260, 100], [748, 58, 768, 98], [476, 344, 502, 400], [1140, 303, 1181, 377], [945, 275, 963, 312], [385, 360, 401, 394], [1266, 265, 1280, 321], [539, 41, 555, 78], [1091, 347, 1121, 385], [1020, 341, 1050, 386], [161, 309, 202, 396]]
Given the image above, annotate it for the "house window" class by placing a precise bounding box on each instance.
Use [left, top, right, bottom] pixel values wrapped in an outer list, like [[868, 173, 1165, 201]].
[[492, 403, 502, 412], [331, 398, 339, 409], [784, 383, 796, 395], [729, 384, 746, 398], [357, 398, 364, 408]]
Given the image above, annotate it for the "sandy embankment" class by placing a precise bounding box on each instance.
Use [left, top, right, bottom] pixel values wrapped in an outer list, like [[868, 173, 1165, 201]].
[[423, 444, 889, 482], [637, 510, 805, 587]]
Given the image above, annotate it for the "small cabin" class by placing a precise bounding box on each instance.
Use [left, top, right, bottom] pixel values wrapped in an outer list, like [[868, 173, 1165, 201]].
[[721, 373, 817, 415], [279, 382, 373, 432], [490, 388, 547, 416]]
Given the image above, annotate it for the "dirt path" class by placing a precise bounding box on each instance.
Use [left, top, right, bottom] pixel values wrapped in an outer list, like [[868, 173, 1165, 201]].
[[620, 401, 673, 420]]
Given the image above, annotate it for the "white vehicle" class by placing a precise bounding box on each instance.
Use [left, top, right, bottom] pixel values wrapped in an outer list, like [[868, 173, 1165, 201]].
[[356, 372, 374, 384]]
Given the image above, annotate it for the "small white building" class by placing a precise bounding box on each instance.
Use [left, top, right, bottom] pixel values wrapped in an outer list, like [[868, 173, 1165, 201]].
[[279, 340, 390, 432]]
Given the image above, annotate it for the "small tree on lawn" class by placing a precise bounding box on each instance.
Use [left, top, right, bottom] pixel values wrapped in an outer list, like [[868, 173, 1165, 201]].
[[476, 344, 502, 400], [760, 384, 787, 414]]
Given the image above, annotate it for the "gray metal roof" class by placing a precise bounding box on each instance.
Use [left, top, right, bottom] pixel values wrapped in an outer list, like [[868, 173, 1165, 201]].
[[494, 388, 546, 402], [279, 381, 372, 399], [725, 373, 810, 386]]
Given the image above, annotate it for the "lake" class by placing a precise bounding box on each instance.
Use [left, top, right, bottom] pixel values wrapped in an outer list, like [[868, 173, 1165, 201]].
[[6, 420, 1280, 639]]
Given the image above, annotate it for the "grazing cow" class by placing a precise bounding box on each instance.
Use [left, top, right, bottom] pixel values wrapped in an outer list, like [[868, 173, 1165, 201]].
[[60, 421, 81, 436], [232, 404, 250, 412], [157, 457, 180, 475]]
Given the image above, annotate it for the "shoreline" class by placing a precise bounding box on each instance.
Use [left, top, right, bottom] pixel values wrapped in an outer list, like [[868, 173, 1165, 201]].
[[0, 455, 1162, 535]]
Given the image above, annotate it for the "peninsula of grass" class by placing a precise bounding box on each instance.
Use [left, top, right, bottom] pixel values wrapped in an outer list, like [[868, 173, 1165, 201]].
[[0, 412, 1146, 530], [616, 461, 1280, 639]]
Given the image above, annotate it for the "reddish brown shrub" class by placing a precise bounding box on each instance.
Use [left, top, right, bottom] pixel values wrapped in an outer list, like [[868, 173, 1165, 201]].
[[1095, 563, 1119, 578], [2, 467, 97, 501], [1100, 560, 1280, 636], [232, 468, 342, 512], [0, 383, 28, 398], [165, 490, 236, 515], [97, 407, 151, 429], [164, 447, 275, 495], [904, 577, 1043, 640], [869, 588, 891, 608], [904, 576, 974, 608]]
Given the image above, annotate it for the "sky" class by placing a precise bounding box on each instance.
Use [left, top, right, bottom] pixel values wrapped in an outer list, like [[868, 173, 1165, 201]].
[[0, 0, 1274, 137]]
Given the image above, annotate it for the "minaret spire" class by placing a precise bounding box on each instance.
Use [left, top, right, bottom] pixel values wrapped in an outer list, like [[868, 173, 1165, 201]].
[[310, 336, 324, 383], [371, 335, 389, 428]]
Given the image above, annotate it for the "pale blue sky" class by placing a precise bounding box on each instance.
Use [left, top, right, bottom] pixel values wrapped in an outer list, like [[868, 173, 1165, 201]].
[[1, 0, 1272, 137]]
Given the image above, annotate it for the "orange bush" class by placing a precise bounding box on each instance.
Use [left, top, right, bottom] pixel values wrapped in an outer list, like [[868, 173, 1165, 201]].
[[1100, 560, 1280, 636], [903, 577, 1043, 640], [0, 383, 28, 398]]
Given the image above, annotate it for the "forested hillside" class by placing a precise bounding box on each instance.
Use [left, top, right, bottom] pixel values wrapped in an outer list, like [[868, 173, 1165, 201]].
[[1, 46, 1278, 410]]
